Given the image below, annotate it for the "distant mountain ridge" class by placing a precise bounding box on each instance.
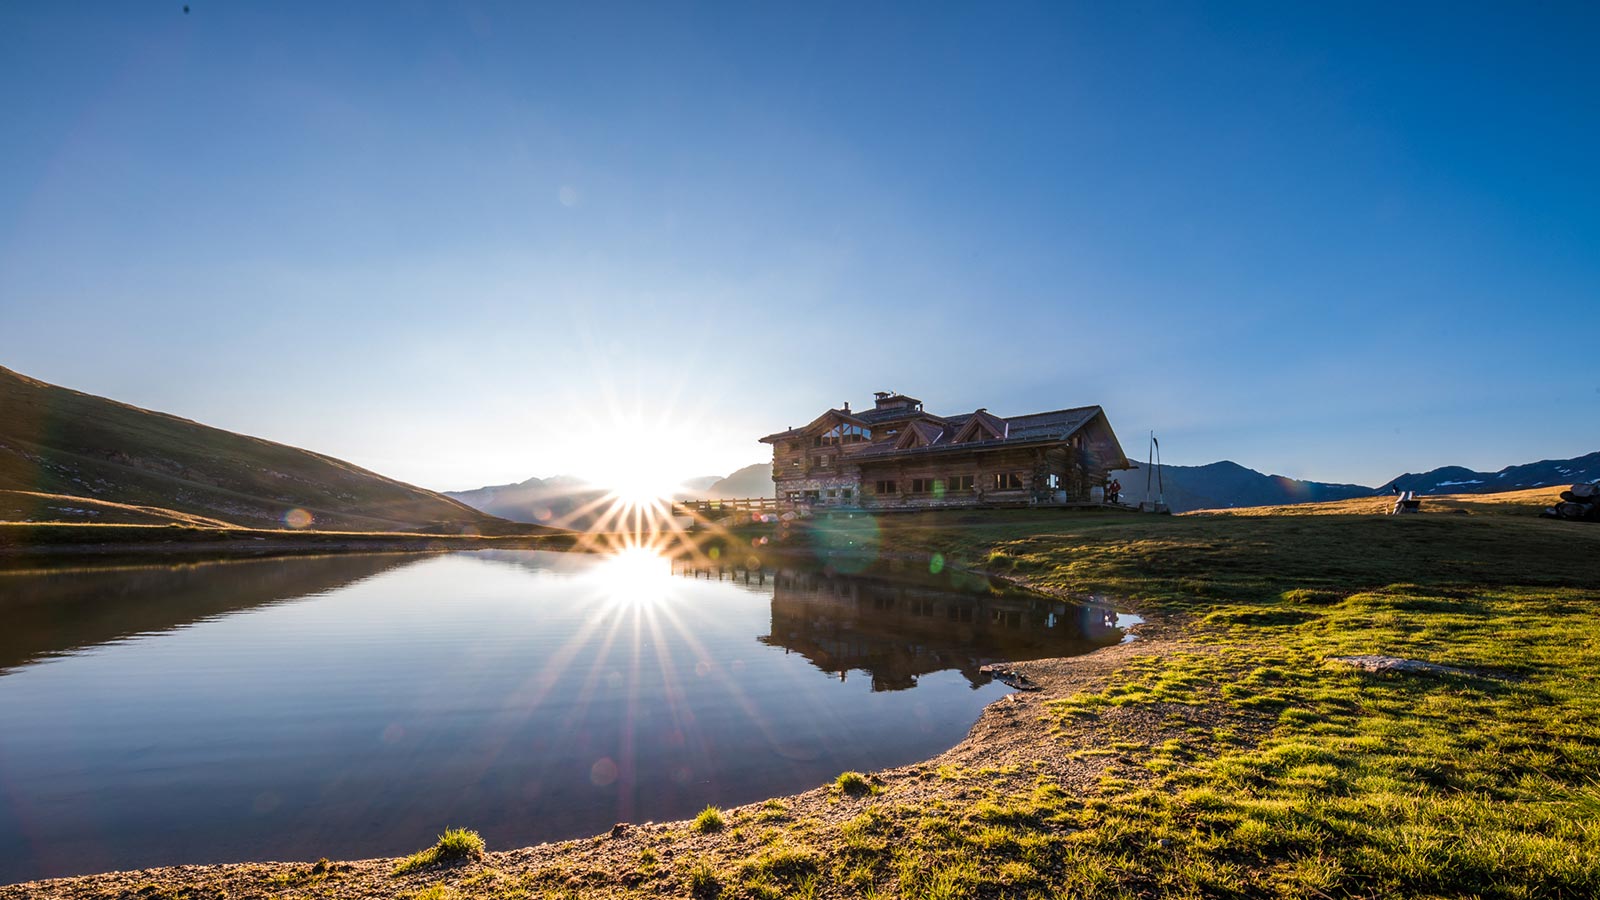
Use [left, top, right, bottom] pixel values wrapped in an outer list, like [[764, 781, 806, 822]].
[[1112, 451, 1600, 513], [701, 463, 772, 499], [443, 476, 611, 529], [444, 463, 772, 529], [0, 365, 538, 534], [1108, 461, 1371, 513], [1385, 452, 1600, 497]]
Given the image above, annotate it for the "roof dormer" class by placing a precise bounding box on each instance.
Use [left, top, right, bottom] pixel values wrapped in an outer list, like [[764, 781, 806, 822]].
[[953, 409, 1008, 443], [805, 409, 873, 448], [894, 420, 946, 449]]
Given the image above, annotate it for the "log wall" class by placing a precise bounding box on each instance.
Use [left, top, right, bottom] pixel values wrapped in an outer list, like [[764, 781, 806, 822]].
[[768, 414, 1123, 511]]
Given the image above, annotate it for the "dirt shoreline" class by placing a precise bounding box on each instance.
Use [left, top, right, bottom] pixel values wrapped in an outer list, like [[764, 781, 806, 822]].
[[0, 529, 582, 567], [0, 608, 1209, 899]]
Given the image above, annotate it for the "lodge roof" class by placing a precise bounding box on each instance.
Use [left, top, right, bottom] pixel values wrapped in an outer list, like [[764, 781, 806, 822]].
[[848, 405, 1105, 459], [759, 400, 1111, 457]]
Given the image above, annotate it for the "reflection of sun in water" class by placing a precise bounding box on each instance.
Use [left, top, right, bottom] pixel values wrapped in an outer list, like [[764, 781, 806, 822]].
[[590, 545, 674, 607]]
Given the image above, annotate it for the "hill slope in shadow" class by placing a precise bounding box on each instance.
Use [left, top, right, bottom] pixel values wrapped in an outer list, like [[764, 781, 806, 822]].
[[0, 366, 529, 534]]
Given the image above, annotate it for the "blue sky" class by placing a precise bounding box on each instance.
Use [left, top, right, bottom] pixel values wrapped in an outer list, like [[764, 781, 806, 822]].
[[2, 2, 1596, 490]]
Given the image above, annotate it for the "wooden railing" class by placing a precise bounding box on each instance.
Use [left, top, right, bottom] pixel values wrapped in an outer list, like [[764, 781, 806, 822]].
[[671, 497, 785, 517]]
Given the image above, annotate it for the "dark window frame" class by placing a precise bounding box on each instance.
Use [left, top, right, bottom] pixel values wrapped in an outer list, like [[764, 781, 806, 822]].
[[993, 472, 1024, 490]]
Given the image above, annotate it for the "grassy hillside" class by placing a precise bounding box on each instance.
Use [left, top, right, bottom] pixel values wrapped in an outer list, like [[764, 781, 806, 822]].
[[0, 366, 532, 534]]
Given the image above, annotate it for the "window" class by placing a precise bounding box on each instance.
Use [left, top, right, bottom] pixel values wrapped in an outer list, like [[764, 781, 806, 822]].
[[803, 490, 821, 502], [874, 480, 897, 494], [826, 489, 837, 498], [993, 472, 1024, 490], [947, 475, 974, 492], [1045, 473, 1061, 490], [842, 488, 853, 500], [815, 423, 871, 446], [814, 454, 832, 468], [910, 477, 934, 493]]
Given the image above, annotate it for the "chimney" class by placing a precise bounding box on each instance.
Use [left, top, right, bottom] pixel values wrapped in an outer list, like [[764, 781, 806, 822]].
[[843, 401, 850, 413], [874, 392, 920, 411]]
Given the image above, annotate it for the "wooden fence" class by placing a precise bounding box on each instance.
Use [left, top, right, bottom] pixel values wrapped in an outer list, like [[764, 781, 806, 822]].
[[670, 497, 783, 518]]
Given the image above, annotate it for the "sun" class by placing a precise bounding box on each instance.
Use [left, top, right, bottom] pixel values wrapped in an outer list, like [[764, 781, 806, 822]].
[[602, 464, 689, 507], [545, 382, 738, 553], [571, 404, 704, 508]]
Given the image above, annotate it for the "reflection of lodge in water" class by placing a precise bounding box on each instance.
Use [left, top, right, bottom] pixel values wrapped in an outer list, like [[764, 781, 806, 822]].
[[759, 568, 1124, 691]]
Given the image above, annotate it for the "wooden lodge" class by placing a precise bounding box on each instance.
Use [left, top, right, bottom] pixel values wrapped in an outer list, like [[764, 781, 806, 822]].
[[758, 391, 1134, 512]]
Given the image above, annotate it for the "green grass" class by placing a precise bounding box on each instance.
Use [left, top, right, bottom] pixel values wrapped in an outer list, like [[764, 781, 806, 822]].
[[686, 859, 720, 897], [734, 842, 821, 897], [835, 771, 871, 796], [406, 886, 459, 900], [1030, 583, 1600, 896], [393, 828, 486, 874], [691, 805, 725, 834], [754, 798, 791, 822]]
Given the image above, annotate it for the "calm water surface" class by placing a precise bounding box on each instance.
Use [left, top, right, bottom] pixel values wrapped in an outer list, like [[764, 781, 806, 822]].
[[0, 550, 1131, 883]]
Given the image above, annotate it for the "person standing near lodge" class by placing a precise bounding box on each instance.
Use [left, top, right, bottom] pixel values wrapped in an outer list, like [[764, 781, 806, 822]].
[[1108, 478, 1121, 504]]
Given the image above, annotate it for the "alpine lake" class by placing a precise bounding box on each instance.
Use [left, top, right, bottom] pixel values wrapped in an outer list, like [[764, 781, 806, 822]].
[[0, 549, 1137, 883]]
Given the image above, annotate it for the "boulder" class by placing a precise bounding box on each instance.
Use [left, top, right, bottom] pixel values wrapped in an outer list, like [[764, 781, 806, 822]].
[[1329, 655, 1482, 678]]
